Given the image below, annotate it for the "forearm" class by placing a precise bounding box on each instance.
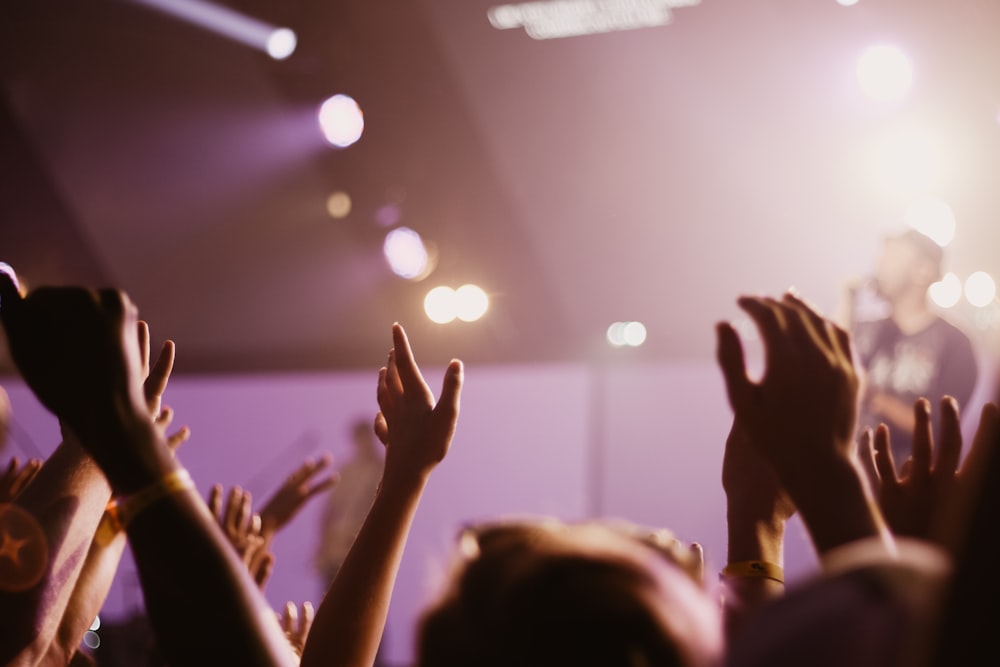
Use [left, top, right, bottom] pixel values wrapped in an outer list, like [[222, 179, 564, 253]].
[[786, 458, 892, 557], [302, 473, 428, 667], [43, 530, 127, 666], [127, 487, 297, 666], [0, 441, 111, 665]]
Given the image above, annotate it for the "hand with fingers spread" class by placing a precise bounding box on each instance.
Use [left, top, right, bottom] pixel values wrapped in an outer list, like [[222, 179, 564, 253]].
[[280, 601, 314, 657], [0, 456, 43, 502], [137, 321, 191, 452], [259, 456, 338, 541], [374, 323, 464, 487], [717, 291, 889, 556], [861, 397, 1000, 549], [302, 323, 464, 667]]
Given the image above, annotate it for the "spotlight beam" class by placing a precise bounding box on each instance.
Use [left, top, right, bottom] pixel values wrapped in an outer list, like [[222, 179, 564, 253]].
[[130, 0, 296, 59]]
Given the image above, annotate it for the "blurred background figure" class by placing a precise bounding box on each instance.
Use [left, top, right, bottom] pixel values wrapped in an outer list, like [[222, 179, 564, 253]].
[[840, 229, 978, 470], [315, 419, 384, 586]]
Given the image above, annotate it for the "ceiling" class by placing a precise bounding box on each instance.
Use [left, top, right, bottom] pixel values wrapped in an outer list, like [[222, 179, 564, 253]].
[[1, 0, 999, 375]]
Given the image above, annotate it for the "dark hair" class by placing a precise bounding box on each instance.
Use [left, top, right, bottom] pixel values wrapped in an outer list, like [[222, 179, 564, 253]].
[[416, 523, 703, 667]]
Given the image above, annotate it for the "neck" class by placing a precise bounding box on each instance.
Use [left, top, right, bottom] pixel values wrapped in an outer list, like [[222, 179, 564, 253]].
[[890, 289, 936, 334]]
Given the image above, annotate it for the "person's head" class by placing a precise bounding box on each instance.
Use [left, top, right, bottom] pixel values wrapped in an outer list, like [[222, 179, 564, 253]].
[[350, 418, 381, 458], [415, 518, 723, 667], [874, 229, 943, 303]]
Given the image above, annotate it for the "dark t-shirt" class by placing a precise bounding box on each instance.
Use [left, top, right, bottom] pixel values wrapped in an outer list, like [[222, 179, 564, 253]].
[[854, 316, 978, 466]]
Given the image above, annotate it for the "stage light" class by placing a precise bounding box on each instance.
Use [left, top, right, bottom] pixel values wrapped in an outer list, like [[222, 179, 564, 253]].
[[133, 0, 297, 60], [837, 0, 860, 5], [965, 271, 997, 308], [622, 321, 647, 346], [857, 45, 912, 102], [904, 197, 955, 247], [326, 191, 352, 219], [607, 321, 646, 347], [929, 273, 962, 309], [266, 28, 297, 60], [455, 284, 489, 322], [425, 286, 457, 324], [607, 322, 626, 347], [318, 95, 364, 148], [383, 227, 430, 280]]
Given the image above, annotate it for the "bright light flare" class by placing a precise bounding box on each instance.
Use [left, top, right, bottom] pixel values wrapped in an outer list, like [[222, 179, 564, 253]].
[[266, 28, 297, 60], [904, 198, 955, 247], [133, 0, 296, 60], [837, 0, 860, 5], [929, 273, 962, 309], [607, 321, 647, 347], [425, 287, 457, 324], [455, 284, 489, 322], [857, 45, 913, 102], [383, 227, 430, 280], [319, 95, 364, 148], [965, 271, 997, 308]]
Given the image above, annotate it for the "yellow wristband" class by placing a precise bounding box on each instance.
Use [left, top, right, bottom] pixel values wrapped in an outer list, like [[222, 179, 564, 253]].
[[105, 469, 194, 535], [721, 560, 784, 584]]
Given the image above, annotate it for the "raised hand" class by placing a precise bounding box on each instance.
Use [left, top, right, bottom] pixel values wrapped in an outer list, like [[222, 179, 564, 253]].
[[864, 397, 1000, 549], [0, 273, 147, 447], [259, 456, 337, 540], [280, 601, 314, 657], [373, 323, 463, 486], [208, 484, 275, 589], [0, 456, 43, 503], [716, 292, 887, 555], [717, 293, 859, 482], [138, 321, 191, 451]]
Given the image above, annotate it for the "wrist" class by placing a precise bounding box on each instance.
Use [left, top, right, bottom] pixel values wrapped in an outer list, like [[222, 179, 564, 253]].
[[790, 458, 890, 555], [726, 508, 785, 565]]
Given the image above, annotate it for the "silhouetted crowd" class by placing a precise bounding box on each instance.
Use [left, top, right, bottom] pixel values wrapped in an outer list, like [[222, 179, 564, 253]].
[[0, 254, 997, 666]]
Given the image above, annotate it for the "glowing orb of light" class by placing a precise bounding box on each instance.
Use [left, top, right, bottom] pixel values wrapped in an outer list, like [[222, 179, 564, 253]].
[[622, 321, 647, 346], [904, 197, 955, 247], [383, 227, 429, 280], [857, 45, 913, 102], [425, 286, 457, 324], [326, 191, 352, 219], [318, 95, 364, 148], [928, 273, 962, 309], [266, 28, 297, 60], [965, 271, 997, 308], [455, 284, 489, 322]]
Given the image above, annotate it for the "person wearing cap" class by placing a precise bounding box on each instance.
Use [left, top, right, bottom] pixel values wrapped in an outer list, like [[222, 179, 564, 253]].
[[841, 229, 978, 471]]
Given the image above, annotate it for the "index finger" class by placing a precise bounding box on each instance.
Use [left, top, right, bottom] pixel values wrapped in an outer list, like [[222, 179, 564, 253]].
[[391, 323, 429, 395]]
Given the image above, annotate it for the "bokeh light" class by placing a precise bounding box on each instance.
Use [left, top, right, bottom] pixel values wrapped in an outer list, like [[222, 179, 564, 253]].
[[965, 271, 997, 308], [622, 321, 647, 346], [904, 197, 955, 247], [325, 191, 352, 219], [837, 0, 860, 5], [607, 321, 646, 347], [266, 28, 297, 60], [857, 45, 913, 102], [383, 227, 430, 280], [455, 284, 489, 322], [318, 95, 364, 148], [929, 272, 962, 309], [425, 286, 457, 324]]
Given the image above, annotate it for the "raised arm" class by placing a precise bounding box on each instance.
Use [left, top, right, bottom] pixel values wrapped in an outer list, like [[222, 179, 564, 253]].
[[45, 329, 191, 665], [716, 292, 892, 557], [301, 323, 463, 667], [0, 274, 296, 666]]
